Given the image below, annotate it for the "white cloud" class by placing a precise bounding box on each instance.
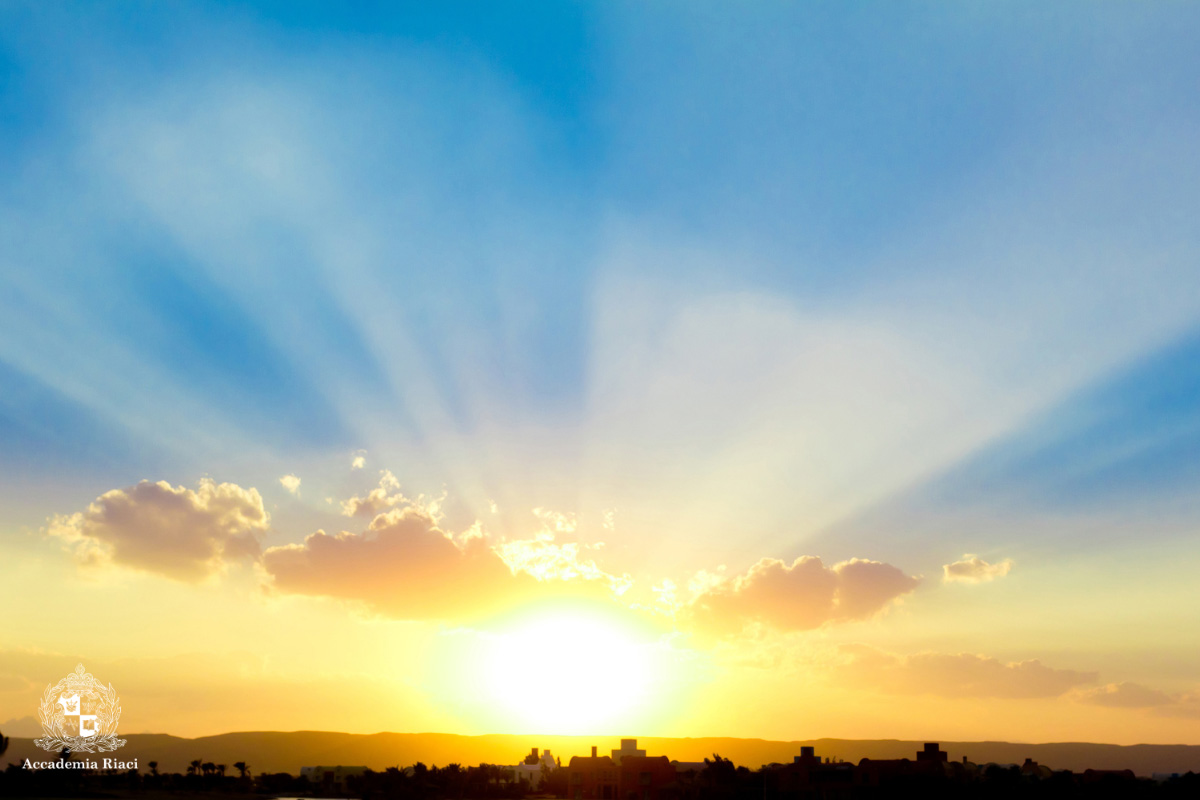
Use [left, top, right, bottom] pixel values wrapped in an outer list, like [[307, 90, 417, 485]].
[[47, 479, 269, 581], [495, 536, 630, 594], [279, 474, 301, 494], [341, 470, 404, 517], [532, 507, 577, 538], [943, 554, 1014, 584]]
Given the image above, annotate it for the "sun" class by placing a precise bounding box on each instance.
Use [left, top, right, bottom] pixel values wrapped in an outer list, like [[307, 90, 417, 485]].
[[480, 603, 663, 734]]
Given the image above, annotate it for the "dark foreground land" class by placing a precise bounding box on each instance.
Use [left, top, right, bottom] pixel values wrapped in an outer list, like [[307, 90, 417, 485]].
[[5, 732, 1200, 776], [5, 733, 1200, 799], [3, 750, 1200, 800]]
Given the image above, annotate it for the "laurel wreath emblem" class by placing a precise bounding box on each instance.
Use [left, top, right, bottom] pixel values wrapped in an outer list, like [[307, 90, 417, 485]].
[[34, 664, 127, 753]]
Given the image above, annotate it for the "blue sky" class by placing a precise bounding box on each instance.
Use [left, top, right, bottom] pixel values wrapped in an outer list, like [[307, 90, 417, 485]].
[[3, 0, 1200, 574], [6, 0, 1200, 745]]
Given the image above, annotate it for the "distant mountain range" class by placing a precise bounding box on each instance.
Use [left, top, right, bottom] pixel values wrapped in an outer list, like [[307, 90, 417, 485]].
[[3, 730, 1199, 777]]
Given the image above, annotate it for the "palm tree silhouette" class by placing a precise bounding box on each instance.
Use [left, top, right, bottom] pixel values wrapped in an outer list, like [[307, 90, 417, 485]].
[[189, 759, 202, 776], [217, 763, 227, 778], [233, 761, 249, 779], [0, 729, 8, 758]]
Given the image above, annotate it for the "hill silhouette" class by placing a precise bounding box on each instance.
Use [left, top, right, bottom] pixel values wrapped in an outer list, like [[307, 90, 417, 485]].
[[4, 731, 1200, 777]]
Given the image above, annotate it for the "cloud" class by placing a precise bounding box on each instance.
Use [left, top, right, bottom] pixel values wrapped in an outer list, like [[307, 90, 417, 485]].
[[0, 673, 35, 694], [42, 479, 632, 622], [47, 479, 268, 581], [262, 507, 521, 620], [262, 503, 629, 621], [495, 536, 631, 593], [1155, 691, 1200, 719], [341, 470, 404, 517], [1075, 681, 1176, 708], [351, 451, 366, 470], [685, 556, 919, 635], [943, 554, 1014, 584], [531, 506, 578, 537], [838, 645, 1097, 699], [279, 474, 301, 494]]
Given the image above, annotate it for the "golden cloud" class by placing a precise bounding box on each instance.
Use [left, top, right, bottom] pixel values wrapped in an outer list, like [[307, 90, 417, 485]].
[[943, 554, 1014, 584], [685, 556, 920, 635], [263, 506, 524, 620], [46, 479, 268, 581], [262, 505, 630, 621], [837, 644, 1097, 698], [340, 470, 405, 517], [1074, 681, 1176, 708]]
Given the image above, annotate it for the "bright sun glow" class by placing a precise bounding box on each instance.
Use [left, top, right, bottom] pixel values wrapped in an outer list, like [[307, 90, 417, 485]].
[[482, 606, 659, 734]]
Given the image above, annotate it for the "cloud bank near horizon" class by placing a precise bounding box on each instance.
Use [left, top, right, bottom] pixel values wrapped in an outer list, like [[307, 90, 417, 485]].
[[44, 477, 928, 632], [836, 644, 1097, 699]]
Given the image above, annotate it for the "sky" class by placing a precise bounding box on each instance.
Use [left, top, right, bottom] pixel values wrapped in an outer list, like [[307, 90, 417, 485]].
[[2, 0, 1200, 746]]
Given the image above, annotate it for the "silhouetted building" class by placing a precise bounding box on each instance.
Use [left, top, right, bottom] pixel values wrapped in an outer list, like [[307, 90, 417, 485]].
[[300, 765, 367, 794], [916, 743, 947, 763], [794, 747, 820, 767], [857, 743, 967, 788], [569, 747, 619, 800], [619, 755, 676, 800], [513, 747, 558, 789], [766, 748, 856, 800], [613, 738, 648, 765], [1081, 768, 1137, 783]]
